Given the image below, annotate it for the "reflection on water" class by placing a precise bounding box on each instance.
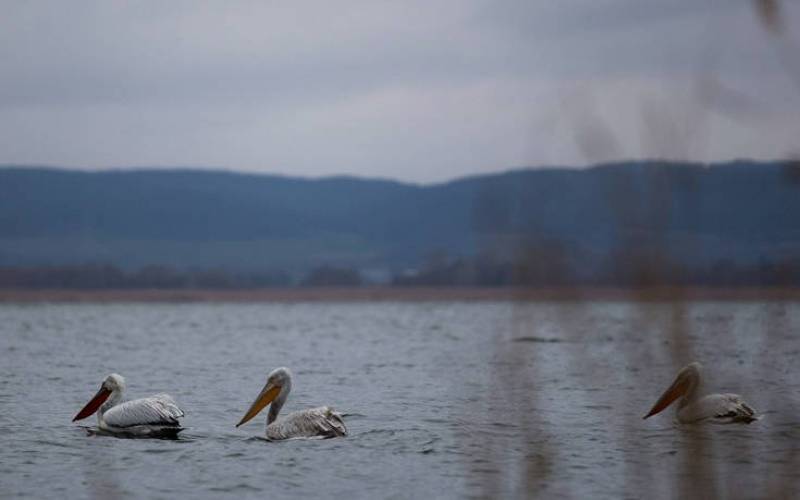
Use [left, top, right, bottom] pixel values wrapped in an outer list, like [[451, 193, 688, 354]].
[[0, 300, 798, 498], [81, 436, 125, 500]]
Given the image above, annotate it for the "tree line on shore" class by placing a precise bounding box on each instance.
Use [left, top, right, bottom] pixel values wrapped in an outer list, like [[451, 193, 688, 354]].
[[2, 252, 799, 289], [391, 250, 800, 287]]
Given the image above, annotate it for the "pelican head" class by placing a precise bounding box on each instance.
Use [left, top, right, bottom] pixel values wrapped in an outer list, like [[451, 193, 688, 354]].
[[72, 373, 126, 422], [643, 362, 702, 419], [235, 367, 292, 428]]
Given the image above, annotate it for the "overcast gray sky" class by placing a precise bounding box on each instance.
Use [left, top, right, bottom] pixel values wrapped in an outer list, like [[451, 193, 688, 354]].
[[1, 1, 798, 182]]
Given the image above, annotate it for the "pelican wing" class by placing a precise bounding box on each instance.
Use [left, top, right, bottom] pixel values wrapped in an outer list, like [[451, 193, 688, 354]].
[[266, 406, 347, 440], [103, 394, 185, 428], [680, 393, 757, 424]]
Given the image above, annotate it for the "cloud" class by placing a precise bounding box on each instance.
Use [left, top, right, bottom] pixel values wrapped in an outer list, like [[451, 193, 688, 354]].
[[0, 1, 798, 181]]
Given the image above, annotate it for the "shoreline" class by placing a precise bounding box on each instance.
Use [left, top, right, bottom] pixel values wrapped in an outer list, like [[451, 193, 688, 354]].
[[1, 286, 799, 303]]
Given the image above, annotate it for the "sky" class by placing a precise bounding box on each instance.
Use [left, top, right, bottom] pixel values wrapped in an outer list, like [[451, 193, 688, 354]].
[[1, 0, 799, 183]]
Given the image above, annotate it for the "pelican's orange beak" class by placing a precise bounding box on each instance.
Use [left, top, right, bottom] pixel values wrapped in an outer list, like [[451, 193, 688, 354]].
[[643, 375, 690, 419], [235, 383, 281, 428], [73, 387, 112, 422]]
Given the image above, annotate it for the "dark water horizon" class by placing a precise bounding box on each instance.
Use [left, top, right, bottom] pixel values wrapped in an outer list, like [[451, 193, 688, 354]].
[[1, 301, 798, 498]]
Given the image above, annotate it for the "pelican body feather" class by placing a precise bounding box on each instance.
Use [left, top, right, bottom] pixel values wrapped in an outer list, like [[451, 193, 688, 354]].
[[73, 373, 185, 438], [644, 362, 757, 424], [236, 367, 347, 440]]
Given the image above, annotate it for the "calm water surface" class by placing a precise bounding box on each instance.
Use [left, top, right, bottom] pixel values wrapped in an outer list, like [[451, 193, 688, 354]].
[[1, 301, 798, 498]]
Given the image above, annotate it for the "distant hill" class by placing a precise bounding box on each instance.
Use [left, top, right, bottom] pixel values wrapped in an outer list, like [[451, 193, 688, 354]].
[[1, 161, 799, 284]]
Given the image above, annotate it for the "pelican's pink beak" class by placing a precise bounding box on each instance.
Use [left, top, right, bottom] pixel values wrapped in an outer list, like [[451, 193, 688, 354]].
[[643, 375, 689, 419], [73, 387, 112, 422]]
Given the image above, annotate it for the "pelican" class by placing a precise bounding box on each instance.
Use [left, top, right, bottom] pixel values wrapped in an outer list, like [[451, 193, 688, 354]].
[[235, 367, 347, 440], [643, 362, 757, 424], [72, 373, 185, 437]]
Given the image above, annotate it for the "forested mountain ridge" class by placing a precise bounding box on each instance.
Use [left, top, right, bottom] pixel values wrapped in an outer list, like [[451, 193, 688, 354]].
[[2, 160, 799, 285]]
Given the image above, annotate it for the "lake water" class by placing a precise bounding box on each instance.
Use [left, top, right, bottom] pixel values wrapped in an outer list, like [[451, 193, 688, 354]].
[[1, 300, 798, 498]]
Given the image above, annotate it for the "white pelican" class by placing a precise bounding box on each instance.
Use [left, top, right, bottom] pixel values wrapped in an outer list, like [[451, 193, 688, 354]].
[[235, 367, 347, 440], [643, 362, 757, 424], [72, 373, 185, 437]]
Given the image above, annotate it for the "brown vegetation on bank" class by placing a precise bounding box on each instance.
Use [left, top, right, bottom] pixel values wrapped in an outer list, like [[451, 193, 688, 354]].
[[1, 286, 799, 303]]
